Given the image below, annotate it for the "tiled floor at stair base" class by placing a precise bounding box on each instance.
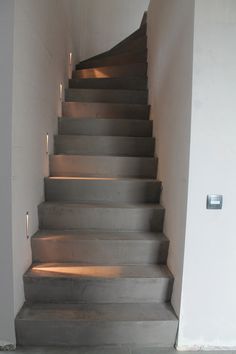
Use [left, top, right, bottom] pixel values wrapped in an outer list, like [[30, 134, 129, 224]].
[[3, 348, 236, 354]]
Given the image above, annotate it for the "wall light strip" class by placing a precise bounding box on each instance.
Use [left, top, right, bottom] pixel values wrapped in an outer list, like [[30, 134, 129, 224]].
[[26, 212, 29, 239], [59, 83, 63, 101], [69, 52, 73, 79], [46, 133, 49, 155]]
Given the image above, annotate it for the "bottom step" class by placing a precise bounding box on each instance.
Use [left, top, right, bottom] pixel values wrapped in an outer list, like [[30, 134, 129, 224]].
[[16, 303, 178, 347]]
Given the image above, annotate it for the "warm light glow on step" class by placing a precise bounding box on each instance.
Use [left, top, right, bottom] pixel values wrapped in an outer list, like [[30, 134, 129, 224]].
[[33, 265, 123, 278], [92, 69, 110, 78], [79, 68, 111, 79], [48, 177, 120, 180]]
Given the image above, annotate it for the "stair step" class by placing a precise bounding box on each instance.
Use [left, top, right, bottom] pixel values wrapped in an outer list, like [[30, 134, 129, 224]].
[[49, 155, 157, 178], [72, 63, 147, 79], [24, 264, 173, 303], [38, 202, 164, 232], [65, 88, 148, 105], [76, 50, 147, 70], [54, 136, 155, 157], [45, 177, 161, 203], [62, 102, 150, 120], [58, 117, 152, 137], [32, 230, 169, 264], [16, 302, 178, 346], [69, 77, 147, 90]]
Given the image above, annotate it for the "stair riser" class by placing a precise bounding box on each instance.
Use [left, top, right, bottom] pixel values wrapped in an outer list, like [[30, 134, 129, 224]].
[[45, 179, 161, 203], [69, 78, 147, 90], [16, 321, 178, 347], [49, 156, 157, 178], [32, 239, 168, 264], [62, 102, 150, 120], [38, 205, 164, 232], [72, 63, 147, 79], [65, 89, 148, 104], [24, 278, 173, 304], [76, 51, 147, 70], [58, 118, 153, 137], [54, 136, 154, 157]]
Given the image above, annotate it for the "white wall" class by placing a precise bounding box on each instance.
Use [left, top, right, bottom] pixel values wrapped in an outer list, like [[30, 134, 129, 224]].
[[0, 0, 16, 347], [10, 0, 75, 344], [178, 0, 236, 349], [147, 0, 195, 315], [72, 0, 149, 61]]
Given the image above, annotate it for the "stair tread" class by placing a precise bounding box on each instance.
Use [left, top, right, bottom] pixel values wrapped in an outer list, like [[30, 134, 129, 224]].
[[50, 154, 155, 159], [60, 116, 151, 122], [39, 201, 163, 209], [66, 88, 148, 93], [17, 302, 177, 322], [70, 76, 147, 81], [25, 264, 172, 280], [75, 62, 148, 73], [55, 135, 154, 140], [46, 177, 158, 181], [63, 102, 149, 107], [33, 229, 167, 241]]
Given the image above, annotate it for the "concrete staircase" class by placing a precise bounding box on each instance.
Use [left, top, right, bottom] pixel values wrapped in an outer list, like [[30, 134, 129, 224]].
[[15, 15, 178, 349]]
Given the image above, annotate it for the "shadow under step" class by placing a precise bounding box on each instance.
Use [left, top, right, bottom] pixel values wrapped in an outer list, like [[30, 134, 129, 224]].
[[54, 136, 155, 157], [62, 102, 150, 120], [58, 117, 153, 137], [49, 155, 157, 178], [65, 88, 148, 105], [38, 202, 164, 232], [16, 302, 178, 347], [69, 77, 147, 90], [45, 177, 161, 203], [72, 63, 147, 79], [31, 230, 169, 264], [24, 264, 173, 304]]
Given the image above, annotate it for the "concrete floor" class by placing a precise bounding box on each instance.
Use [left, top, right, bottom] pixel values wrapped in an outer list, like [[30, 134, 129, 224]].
[[2, 348, 236, 354]]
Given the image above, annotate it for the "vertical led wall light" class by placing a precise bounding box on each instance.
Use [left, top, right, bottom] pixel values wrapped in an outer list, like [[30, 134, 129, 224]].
[[46, 133, 49, 155], [26, 212, 29, 239], [59, 83, 63, 101], [69, 52, 73, 79]]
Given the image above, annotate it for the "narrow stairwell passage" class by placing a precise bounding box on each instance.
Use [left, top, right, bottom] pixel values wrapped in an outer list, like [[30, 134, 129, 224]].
[[16, 15, 178, 349]]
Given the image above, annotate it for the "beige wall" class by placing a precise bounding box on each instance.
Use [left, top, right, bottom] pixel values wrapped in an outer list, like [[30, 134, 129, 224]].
[[10, 0, 75, 344], [147, 0, 195, 315], [178, 0, 236, 349], [148, 0, 236, 348], [0, 0, 15, 347]]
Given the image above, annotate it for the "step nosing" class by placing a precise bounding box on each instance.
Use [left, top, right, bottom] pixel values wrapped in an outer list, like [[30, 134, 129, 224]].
[[39, 201, 163, 208], [16, 303, 178, 323]]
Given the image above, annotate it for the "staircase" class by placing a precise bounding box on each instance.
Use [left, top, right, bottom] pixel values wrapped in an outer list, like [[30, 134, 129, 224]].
[[16, 14, 178, 350]]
